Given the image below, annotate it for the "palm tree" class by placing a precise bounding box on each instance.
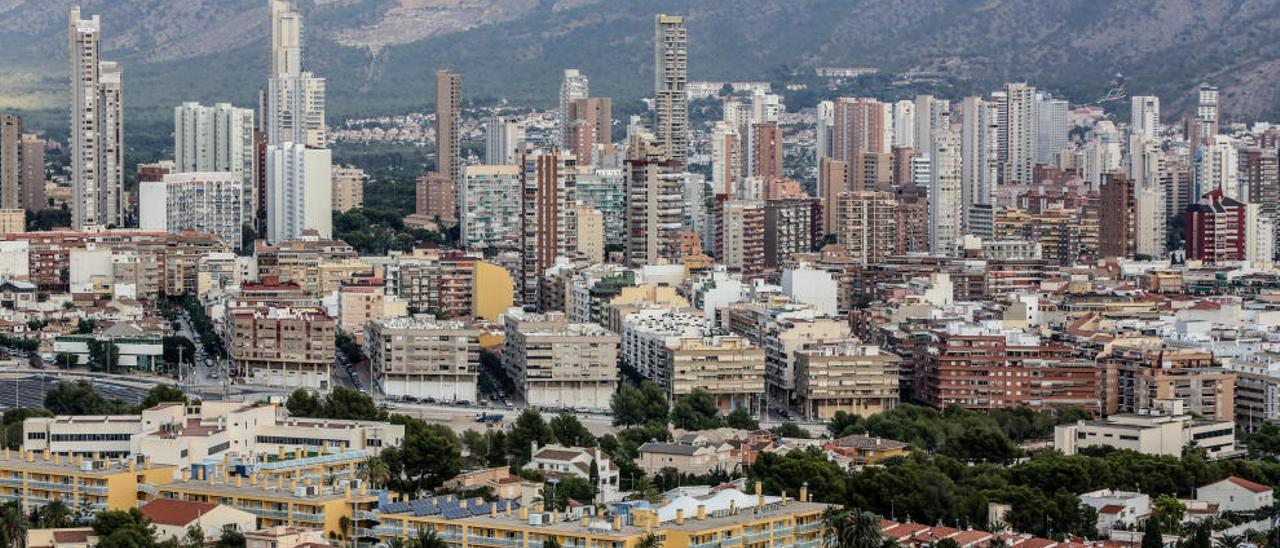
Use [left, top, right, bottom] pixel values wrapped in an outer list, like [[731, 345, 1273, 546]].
[[41, 500, 71, 529], [338, 515, 351, 541], [543, 539, 562, 548], [360, 457, 392, 490], [637, 532, 662, 548], [0, 502, 28, 548], [1214, 534, 1243, 548], [824, 507, 883, 548], [412, 530, 449, 548]]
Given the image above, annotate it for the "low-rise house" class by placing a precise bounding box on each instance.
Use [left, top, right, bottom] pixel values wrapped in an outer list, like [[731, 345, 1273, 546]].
[[441, 466, 540, 502], [25, 528, 97, 548], [1079, 489, 1150, 535], [140, 499, 256, 543], [525, 443, 621, 502], [1197, 476, 1275, 513], [245, 526, 330, 548], [821, 435, 910, 465], [637, 439, 736, 476]]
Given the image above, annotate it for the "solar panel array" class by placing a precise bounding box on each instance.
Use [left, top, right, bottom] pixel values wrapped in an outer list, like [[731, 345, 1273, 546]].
[[378, 496, 521, 519]]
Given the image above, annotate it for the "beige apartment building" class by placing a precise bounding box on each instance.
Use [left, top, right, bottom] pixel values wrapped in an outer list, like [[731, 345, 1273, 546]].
[[364, 318, 481, 402], [795, 341, 901, 420], [575, 205, 605, 263], [336, 277, 407, 342], [22, 401, 403, 473], [330, 165, 365, 213], [255, 237, 369, 296], [501, 310, 619, 410], [230, 306, 335, 390], [670, 336, 766, 414]]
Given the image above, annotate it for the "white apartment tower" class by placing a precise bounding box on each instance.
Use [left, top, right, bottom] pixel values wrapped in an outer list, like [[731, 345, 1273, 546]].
[[267, 0, 325, 148], [960, 97, 999, 238], [140, 172, 244, 248], [1197, 84, 1219, 142], [892, 100, 915, 149], [174, 102, 256, 225], [711, 121, 741, 195], [654, 14, 689, 164], [559, 69, 590, 149], [1036, 93, 1068, 166], [929, 129, 963, 257], [1002, 83, 1037, 186], [485, 116, 524, 165], [815, 100, 834, 166], [265, 143, 332, 242], [68, 8, 124, 229], [1131, 96, 1161, 141], [913, 95, 950, 159]]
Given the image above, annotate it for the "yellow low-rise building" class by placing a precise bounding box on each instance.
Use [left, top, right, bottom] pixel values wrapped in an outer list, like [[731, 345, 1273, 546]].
[[151, 474, 379, 538], [0, 449, 176, 513], [364, 485, 829, 548]]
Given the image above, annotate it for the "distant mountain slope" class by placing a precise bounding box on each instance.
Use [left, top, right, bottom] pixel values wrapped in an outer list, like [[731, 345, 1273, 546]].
[[2, 0, 1279, 125]]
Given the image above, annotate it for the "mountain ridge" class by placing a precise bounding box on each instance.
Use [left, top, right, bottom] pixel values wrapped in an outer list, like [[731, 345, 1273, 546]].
[[2, 0, 1279, 126]]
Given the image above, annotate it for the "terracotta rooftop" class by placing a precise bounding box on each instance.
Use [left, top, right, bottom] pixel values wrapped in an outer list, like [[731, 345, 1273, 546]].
[[1225, 476, 1272, 494], [140, 498, 219, 526]]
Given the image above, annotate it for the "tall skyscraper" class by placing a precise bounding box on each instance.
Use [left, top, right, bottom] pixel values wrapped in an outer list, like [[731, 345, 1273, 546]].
[[832, 98, 887, 160], [69, 8, 124, 228], [1036, 93, 1068, 165], [0, 115, 21, 210], [928, 130, 962, 256], [711, 121, 741, 195], [835, 191, 897, 267], [819, 157, 849, 236], [748, 122, 783, 182], [174, 102, 256, 225], [566, 97, 612, 165], [1099, 173, 1136, 258], [559, 69, 590, 149], [1197, 84, 1219, 143], [654, 14, 688, 164], [19, 134, 44, 212], [519, 147, 577, 305], [435, 70, 461, 189], [892, 100, 915, 149], [265, 142, 331, 242], [1240, 147, 1280, 258], [266, 0, 325, 148], [913, 95, 950, 160], [815, 100, 834, 172], [1130, 96, 1161, 140], [1185, 188, 1245, 264], [960, 97, 999, 239], [485, 116, 524, 165], [1002, 83, 1037, 186], [624, 138, 685, 267]]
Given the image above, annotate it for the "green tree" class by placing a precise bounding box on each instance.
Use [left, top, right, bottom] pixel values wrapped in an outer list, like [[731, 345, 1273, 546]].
[[285, 388, 322, 417], [610, 381, 669, 427], [43, 381, 129, 415], [2, 408, 51, 450], [543, 539, 562, 548], [162, 336, 196, 368], [39, 499, 72, 529], [139, 384, 187, 410], [322, 386, 387, 421], [87, 339, 120, 372], [216, 525, 246, 547], [748, 447, 847, 503], [550, 413, 596, 447], [182, 524, 205, 548], [670, 389, 722, 430], [1142, 518, 1163, 548], [93, 508, 156, 548], [507, 410, 554, 465], [1151, 495, 1185, 533], [359, 456, 392, 490], [725, 407, 759, 430], [543, 476, 596, 510], [941, 427, 1021, 464], [386, 420, 463, 494], [1246, 422, 1280, 459], [54, 352, 77, 369], [828, 411, 867, 438], [770, 421, 810, 438], [411, 529, 449, 548]]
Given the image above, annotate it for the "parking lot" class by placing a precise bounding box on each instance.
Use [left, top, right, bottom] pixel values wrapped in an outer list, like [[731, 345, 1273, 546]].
[[0, 372, 153, 411]]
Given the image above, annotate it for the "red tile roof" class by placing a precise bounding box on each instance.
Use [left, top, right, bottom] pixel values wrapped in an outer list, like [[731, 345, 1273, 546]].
[[1226, 476, 1272, 494], [140, 498, 219, 526], [52, 529, 94, 543], [1098, 504, 1124, 514]]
